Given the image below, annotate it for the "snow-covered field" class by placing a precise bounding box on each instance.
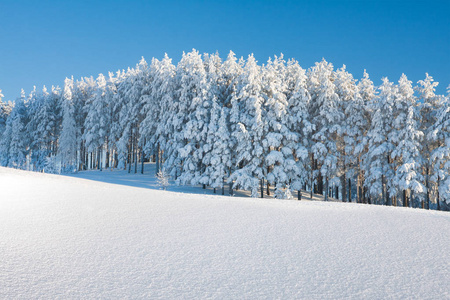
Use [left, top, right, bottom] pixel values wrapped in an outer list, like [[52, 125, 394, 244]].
[[1, 167, 449, 299]]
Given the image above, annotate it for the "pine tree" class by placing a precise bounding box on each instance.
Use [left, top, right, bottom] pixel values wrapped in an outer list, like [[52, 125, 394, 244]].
[[229, 54, 266, 197], [416, 74, 443, 208], [262, 54, 295, 198], [429, 87, 450, 209], [59, 77, 80, 171], [391, 74, 424, 207], [221, 51, 244, 195], [308, 59, 343, 201], [175, 50, 210, 185], [353, 71, 375, 203], [8, 90, 29, 169], [156, 168, 170, 190], [335, 65, 358, 202], [363, 78, 396, 204], [0, 97, 14, 166], [285, 59, 312, 196]]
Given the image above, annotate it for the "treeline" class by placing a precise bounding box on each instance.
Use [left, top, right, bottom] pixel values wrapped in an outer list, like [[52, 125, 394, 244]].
[[0, 50, 449, 209]]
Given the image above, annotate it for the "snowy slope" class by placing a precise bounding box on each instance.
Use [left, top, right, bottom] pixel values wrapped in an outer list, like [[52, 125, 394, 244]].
[[0, 167, 449, 299]]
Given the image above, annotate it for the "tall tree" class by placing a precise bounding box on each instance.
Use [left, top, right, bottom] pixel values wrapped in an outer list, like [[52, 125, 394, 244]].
[[417, 74, 443, 208], [429, 87, 450, 209], [308, 59, 343, 201], [391, 74, 424, 207], [363, 78, 397, 204], [229, 54, 266, 197], [335, 65, 358, 201]]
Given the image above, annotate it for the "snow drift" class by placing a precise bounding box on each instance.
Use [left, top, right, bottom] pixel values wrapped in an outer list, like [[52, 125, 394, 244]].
[[0, 167, 449, 299]]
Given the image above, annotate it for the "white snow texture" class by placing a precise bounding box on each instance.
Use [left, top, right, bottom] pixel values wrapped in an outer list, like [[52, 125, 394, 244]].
[[0, 167, 449, 299]]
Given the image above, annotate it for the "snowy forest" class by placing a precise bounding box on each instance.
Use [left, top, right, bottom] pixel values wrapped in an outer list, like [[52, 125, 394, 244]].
[[0, 50, 449, 209]]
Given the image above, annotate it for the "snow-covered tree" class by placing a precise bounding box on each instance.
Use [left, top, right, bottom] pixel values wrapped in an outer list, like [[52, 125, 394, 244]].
[[7, 90, 29, 169], [352, 71, 375, 203], [391, 74, 424, 206], [307, 59, 343, 201], [26, 86, 62, 171], [156, 168, 170, 190], [429, 87, 450, 209], [0, 97, 14, 166], [174, 50, 210, 185], [363, 78, 397, 204], [229, 54, 266, 197], [416, 74, 444, 208], [83, 73, 110, 170], [262, 54, 298, 198], [59, 77, 79, 171], [285, 59, 312, 197], [335, 65, 358, 201]]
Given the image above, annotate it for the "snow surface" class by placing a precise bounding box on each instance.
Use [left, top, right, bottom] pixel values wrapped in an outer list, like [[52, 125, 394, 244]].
[[1, 166, 449, 299]]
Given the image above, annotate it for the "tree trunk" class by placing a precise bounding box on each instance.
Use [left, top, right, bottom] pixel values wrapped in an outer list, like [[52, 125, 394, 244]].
[[348, 178, 351, 202], [229, 168, 233, 196], [403, 190, 407, 207], [260, 179, 264, 198], [341, 174, 347, 202], [437, 179, 441, 211], [141, 147, 144, 174], [156, 143, 160, 174], [298, 190, 301, 200], [426, 166, 430, 209], [318, 171, 323, 195], [134, 139, 138, 174], [99, 147, 102, 171], [222, 176, 225, 195], [266, 181, 270, 196], [324, 177, 329, 201], [128, 126, 132, 174]]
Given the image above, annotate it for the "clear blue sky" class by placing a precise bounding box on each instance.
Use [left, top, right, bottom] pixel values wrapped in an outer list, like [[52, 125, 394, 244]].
[[0, 0, 449, 101]]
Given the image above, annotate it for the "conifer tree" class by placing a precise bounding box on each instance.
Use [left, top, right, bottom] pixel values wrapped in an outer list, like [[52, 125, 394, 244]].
[[229, 54, 266, 197], [308, 59, 343, 201], [391, 74, 424, 207], [429, 87, 450, 209], [417, 74, 443, 208], [363, 78, 397, 204]]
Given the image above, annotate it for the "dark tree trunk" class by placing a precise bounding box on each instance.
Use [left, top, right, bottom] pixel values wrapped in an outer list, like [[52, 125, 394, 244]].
[[106, 149, 110, 169], [318, 171, 323, 196], [128, 126, 132, 174], [298, 190, 301, 200], [260, 179, 264, 198], [426, 166, 430, 209], [134, 140, 138, 174], [229, 168, 233, 196], [324, 177, 329, 201], [99, 147, 102, 171], [403, 190, 407, 207], [341, 174, 347, 202], [437, 181, 441, 211], [348, 178, 351, 202], [222, 176, 225, 195], [156, 144, 160, 174]]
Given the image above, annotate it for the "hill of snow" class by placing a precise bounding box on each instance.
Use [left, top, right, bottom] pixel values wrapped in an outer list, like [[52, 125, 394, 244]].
[[1, 167, 449, 299]]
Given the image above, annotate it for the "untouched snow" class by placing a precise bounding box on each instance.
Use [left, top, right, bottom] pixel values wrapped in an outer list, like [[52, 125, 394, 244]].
[[0, 167, 449, 299]]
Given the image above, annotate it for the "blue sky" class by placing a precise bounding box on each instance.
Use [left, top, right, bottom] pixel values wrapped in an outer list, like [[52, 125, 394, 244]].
[[0, 0, 449, 100]]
